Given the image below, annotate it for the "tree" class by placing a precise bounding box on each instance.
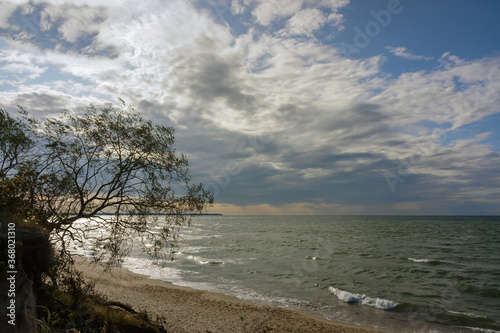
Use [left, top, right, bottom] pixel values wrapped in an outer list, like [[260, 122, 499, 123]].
[[0, 108, 34, 175], [2, 99, 213, 266], [0, 108, 43, 224], [1, 99, 206, 332]]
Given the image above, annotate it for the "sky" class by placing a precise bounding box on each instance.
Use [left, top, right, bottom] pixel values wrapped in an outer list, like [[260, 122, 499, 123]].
[[0, 0, 499, 215]]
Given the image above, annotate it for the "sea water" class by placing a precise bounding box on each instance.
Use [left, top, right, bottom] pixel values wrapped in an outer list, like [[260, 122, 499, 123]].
[[74, 215, 500, 332]]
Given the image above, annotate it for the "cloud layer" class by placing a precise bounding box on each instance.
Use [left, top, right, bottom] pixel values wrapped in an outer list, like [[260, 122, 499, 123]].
[[1, 0, 499, 214]]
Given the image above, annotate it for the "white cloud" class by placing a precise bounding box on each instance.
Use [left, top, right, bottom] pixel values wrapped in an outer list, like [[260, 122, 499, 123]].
[[370, 57, 500, 130], [231, 0, 253, 15], [40, 4, 107, 43], [438, 51, 465, 68], [252, 0, 303, 26], [281, 8, 327, 36], [385, 46, 433, 61], [326, 11, 343, 29], [315, 0, 350, 10], [0, 2, 17, 29], [1, 0, 500, 214], [0, 48, 47, 80], [251, 0, 348, 29], [0, 1, 117, 57]]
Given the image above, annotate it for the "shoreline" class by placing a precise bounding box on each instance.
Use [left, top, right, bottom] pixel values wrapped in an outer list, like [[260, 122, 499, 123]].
[[74, 257, 393, 333]]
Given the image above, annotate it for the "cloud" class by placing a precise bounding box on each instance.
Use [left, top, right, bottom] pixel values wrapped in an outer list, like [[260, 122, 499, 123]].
[[39, 3, 107, 43], [252, 0, 304, 26], [369, 56, 500, 130], [0, 48, 47, 80], [385, 46, 433, 61], [1, 0, 500, 215], [250, 0, 348, 31], [314, 0, 350, 10], [0, 2, 17, 29], [231, 0, 253, 15], [0, 1, 117, 56], [281, 8, 327, 36], [208, 202, 367, 215]]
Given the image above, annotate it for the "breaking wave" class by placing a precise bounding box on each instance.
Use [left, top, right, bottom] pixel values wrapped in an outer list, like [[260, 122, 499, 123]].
[[329, 287, 399, 310]]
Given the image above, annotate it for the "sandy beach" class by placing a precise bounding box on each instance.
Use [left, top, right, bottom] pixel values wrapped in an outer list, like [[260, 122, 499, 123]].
[[75, 258, 392, 333]]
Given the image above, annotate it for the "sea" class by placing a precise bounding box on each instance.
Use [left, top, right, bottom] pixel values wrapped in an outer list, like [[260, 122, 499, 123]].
[[73, 215, 500, 333]]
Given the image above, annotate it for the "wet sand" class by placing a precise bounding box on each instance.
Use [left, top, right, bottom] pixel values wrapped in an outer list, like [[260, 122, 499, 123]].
[[75, 258, 393, 333]]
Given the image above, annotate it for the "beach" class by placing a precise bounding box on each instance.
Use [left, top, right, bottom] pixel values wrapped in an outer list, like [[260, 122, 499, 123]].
[[69, 216, 500, 333], [75, 258, 391, 333]]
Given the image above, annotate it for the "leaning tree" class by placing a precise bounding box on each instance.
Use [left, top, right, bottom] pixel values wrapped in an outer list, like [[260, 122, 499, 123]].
[[2, 98, 213, 267]]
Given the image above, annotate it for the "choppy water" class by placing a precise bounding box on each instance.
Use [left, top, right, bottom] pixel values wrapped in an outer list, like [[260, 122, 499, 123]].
[[75, 215, 500, 332]]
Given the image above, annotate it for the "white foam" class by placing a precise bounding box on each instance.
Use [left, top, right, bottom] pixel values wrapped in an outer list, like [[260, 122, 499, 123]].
[[223, 284, 307, 309], [408, 258, 431, 263], [460, 327, 500, 333], [122, 256, 183, 282], [446, 309, 489, 319], [185, 255, 237, 265], [329, 287, 399, 310], [329, 287, 361, 303]]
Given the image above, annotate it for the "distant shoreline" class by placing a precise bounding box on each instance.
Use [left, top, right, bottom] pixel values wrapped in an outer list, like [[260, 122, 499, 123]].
[[90, 213, 223, 216]]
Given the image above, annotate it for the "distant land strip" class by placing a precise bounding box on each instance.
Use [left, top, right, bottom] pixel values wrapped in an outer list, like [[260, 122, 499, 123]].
[[70, 213, 223, 216]]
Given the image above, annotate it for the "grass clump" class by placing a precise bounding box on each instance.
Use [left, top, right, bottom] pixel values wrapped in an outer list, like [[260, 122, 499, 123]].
[[36, 285, 167, 333], [33, 256, 166, 333]]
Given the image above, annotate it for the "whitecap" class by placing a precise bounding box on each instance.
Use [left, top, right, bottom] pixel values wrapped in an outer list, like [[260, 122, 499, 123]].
[[329, 287, 399, 310], [445, 309, 489, 319], [408, 258, 431, 263], [329, 287, 361, 303], [185, 255, 237, 265]]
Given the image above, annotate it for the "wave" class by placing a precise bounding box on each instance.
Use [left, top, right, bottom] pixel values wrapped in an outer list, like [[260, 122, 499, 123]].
[[460, 327, 500, 333], [328, 287, 399, 310], [408, 258, 430, 263], [440, 309, 500, 331], [395, 302, 500, 331], [446, 309, 490, 320], [408, 258, 443, 265], [185, 255, 237, 265], [122, 256, 184, 282], [305, 255, 324, 260], [454, 283, 500, 297]]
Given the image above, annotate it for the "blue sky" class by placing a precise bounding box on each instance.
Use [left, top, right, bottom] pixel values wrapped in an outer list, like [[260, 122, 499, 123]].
[[0, 0, 499, 215]]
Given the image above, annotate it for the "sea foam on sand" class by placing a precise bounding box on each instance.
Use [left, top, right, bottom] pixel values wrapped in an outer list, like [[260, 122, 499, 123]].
[[74, 257, 389, 333]]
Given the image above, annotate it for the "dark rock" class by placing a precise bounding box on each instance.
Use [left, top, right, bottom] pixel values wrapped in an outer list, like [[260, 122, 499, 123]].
[[0, 269, 37, 333]]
